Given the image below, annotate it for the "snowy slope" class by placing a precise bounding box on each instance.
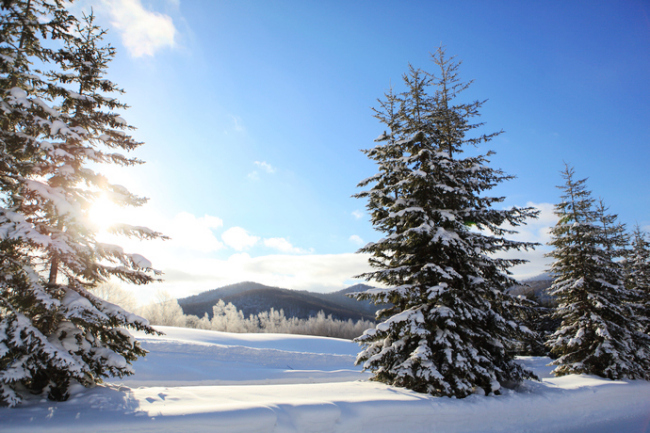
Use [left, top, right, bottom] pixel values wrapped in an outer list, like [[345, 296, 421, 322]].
[[2, 326, 649, 433]]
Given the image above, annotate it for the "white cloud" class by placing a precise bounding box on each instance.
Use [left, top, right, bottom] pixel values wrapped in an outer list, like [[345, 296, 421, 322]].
[[349, 235, 364, 246], [531, 202, 558, 226], [109, 202, 560, 306], [505, 202, 558, 245], [145, 252, 373, 302], [102, 0, 176, 57], [497, 247, 553, 281], [222, 227, 260, 251], [93, 207, 372, 305], [165, 212, 224, 253], [248, 161, 276, 180], [254, 161, 276, 174], [263, 237, 307, 254], [96, 209, 225, 256], [89, 188, 225, 255], [352, 210, 364, 220], [201, 215, 224, 229], [492, 202, 558, 280]]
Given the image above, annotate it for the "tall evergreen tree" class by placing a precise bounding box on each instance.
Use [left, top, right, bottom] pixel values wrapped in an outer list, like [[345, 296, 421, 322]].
[[353, 47, 539, 398], [626, 225, 650, 334], [0, 2, 162, 406], [545, 165, 649, 379]]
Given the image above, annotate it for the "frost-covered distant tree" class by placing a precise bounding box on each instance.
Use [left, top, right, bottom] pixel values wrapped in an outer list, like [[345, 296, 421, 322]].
[[93, 281, 138, 311], [210, 299, 250, 333], [141, 291, 186, 328], [353, 47, 539, 398], [0, 3, 162, 406], [545, 166, 649, 379], [184, 313, 211, 330]]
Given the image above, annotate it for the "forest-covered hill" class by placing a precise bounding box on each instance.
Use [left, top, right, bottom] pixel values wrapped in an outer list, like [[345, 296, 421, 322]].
[[177, 282, 382, 321], [178, 276, 555, 322]]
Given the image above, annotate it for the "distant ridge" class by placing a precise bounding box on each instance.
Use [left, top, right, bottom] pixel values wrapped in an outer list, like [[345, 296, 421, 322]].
[[178, 282, 276, 306], [177, 282, 382, 322], [522, 272, 553, 282], [510, 274, 555, 306], [179, 274, 555, 323]]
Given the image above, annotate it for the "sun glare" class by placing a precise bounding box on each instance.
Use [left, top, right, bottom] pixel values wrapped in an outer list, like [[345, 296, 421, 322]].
[[88, 195, 120, 232]]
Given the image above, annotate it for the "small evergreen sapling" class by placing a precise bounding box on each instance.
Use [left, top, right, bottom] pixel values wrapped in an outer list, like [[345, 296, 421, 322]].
[[353, 48, 539, 398]]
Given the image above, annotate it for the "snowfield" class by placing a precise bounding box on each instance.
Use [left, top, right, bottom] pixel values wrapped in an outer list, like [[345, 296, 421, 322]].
[[2, 326, 649, 433]]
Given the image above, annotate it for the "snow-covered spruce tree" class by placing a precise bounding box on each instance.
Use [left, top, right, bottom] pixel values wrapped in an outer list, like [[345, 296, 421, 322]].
[[626, 225, 650, 334], [509, 295, 553, 357], [594, 198, 629, 262], [0, 4, 162, 406], [353, 48, 539, 398], [545, 166, 650, 379]]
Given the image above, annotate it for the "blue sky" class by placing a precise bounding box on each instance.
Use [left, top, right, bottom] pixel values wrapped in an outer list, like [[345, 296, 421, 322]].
[[75, 0, 650, 303]]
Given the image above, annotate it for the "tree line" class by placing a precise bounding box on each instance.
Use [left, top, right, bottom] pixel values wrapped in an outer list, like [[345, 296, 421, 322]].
[[93, 283, 376, 340], [135, 289, 375, 340]]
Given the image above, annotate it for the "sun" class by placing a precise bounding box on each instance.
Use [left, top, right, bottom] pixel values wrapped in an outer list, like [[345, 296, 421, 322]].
[[88, 194, 120, 232]]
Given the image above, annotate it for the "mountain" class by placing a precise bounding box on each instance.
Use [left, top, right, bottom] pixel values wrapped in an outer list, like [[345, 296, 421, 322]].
[[301, 284, 384, 316], [178, 275, 556, 323], [509, 275, 555, 306], [177, 282, 383, 322]]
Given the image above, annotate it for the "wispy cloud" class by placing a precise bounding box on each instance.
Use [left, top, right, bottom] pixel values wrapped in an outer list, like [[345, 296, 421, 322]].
[[254, 161, 276, 174], [222, 227, 260, 251], [247, 171, 260, 181], [101, 0, 176, 57], [230, 115, 245, 132], [263, 237, 308, 254], [248, 161, 276, 181], [349, 235, 364, 246], [352, 210, 364, 220]]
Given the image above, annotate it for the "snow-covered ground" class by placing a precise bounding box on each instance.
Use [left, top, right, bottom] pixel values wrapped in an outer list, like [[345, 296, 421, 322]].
[[2, 326, 649, 433]]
